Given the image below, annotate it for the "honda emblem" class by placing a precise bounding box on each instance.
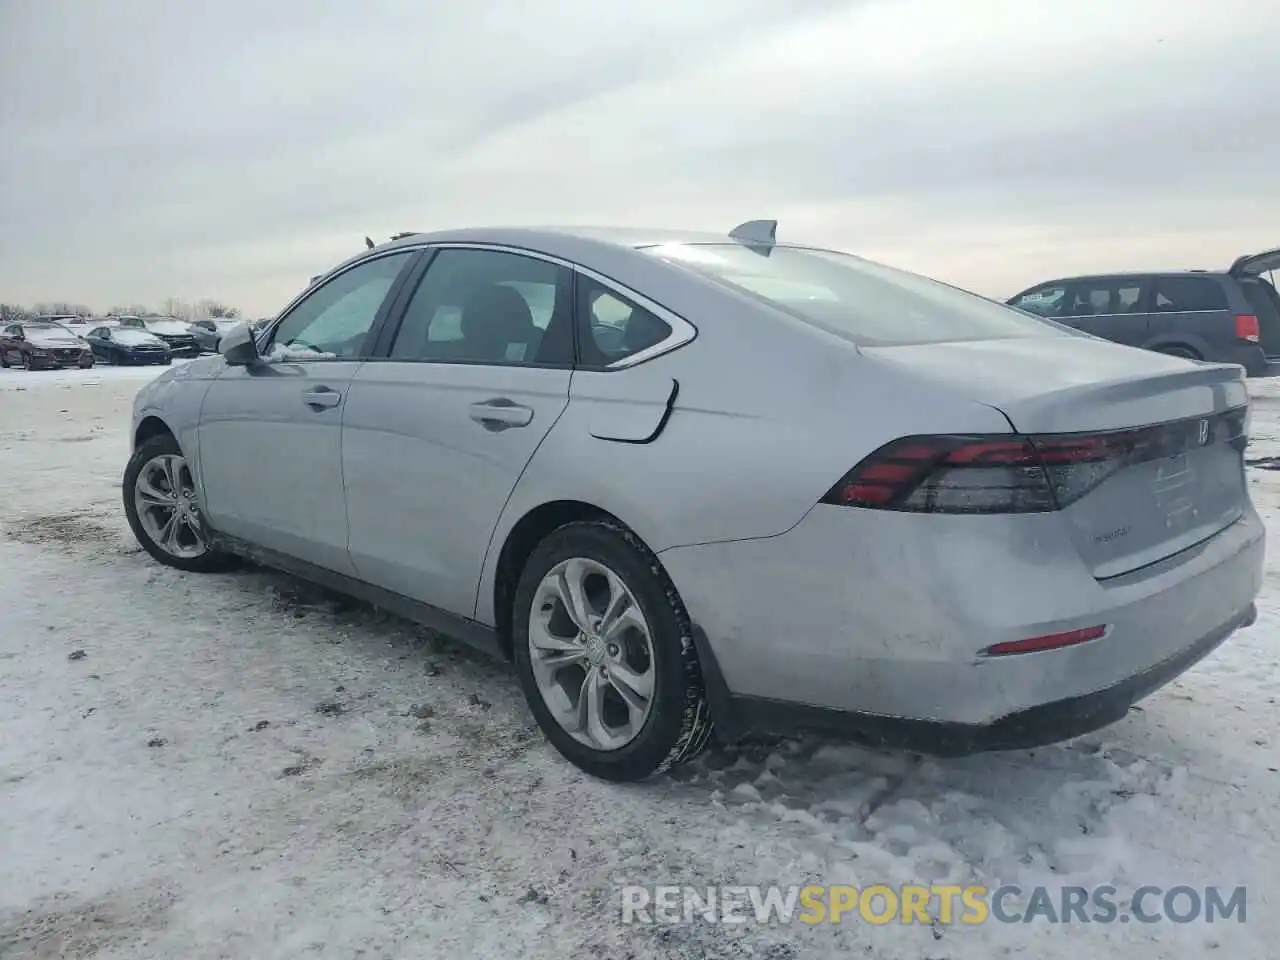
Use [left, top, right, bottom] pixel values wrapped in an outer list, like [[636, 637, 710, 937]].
[[1198, 419, 1210, 446]]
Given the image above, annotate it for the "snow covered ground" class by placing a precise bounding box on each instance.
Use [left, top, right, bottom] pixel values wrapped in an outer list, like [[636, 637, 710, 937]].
[[1, 363, 1278, 959]]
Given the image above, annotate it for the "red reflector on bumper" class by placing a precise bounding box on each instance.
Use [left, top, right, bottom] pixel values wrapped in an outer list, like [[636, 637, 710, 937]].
[[983, 625, 1107, 657]]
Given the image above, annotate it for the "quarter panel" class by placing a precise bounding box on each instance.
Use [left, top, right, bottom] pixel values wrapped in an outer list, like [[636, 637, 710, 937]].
[[474, 343, 1015, 625]]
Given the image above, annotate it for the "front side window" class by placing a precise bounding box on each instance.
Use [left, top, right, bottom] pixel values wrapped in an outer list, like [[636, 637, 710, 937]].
[[388, 248, 572, 365], [269, 251, 414, 360], [1152, 276, 1229, 313], [576, 278, 673, 368], [647, 243, 1063, 347], [1010, 284, 1067, 318]]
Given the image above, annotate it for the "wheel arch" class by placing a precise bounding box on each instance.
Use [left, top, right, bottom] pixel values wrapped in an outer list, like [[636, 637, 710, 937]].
[[1142, 335, 1207, 359], [134, 415, 177, 451], [489, 499, 643, 659]]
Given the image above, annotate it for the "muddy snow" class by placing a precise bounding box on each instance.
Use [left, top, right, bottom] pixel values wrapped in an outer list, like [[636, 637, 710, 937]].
[[1, 364, 1278, 959]]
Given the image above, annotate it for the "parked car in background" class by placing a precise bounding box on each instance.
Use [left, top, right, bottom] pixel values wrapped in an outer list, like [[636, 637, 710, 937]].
[[84, 325, 171, 365], [189, 318, 244, 354], [1008, 248, 1280, 375], [48, 316, 98, 340], [123, 221, 1262, 782], [112, 315, 200, 357], [0, 319, 95, 369], [33, 313, 85, 330]]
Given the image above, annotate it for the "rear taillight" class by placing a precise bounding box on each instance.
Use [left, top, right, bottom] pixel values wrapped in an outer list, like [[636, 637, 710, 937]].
[[1234, 314, 1260, 342], [821, 411, 1247, 515], [819, 436, 1056, 513]]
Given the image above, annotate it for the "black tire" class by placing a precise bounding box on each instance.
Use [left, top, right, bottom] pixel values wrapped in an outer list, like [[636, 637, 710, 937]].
[[162, 357, 172, 365], [22, 353, 32, 371], [0, 351, 8, 368], [1156, 345, 1201, 361], [122, 433, 237, 573], [511, 520, 713, 782]]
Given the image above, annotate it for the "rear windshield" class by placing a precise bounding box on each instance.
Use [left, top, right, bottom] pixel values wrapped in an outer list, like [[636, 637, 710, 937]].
[[643, 243, 1064, 346]]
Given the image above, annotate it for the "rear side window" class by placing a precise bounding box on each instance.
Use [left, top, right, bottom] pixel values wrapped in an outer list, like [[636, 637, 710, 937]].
[[575, 277, 673, 368], [646, 243, 1064, 346], [388, 248, 574, 365], [1062, 279, 1147, 317], [1152, 276, 1228, 313]]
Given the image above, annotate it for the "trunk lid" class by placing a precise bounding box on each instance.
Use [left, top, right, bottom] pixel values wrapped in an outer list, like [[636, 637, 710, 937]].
[[1229, 247, 1280, 278], [863, 335, 1249, 579]]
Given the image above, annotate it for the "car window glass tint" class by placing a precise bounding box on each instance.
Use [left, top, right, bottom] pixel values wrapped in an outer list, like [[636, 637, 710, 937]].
[[575, 278, 673, 367], [1012, 285, 1067, 318], [1063, 281, 1144, 317], [1152, 276, 1228, 313], [389, 248, 572, 365], [270, 252, 413, 360]]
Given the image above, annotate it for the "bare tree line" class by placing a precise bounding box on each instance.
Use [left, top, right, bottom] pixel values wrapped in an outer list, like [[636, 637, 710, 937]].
[[0, 298, 242, 323]]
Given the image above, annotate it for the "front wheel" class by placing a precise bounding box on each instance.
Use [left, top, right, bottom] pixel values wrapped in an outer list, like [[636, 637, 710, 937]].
[[512, 520, 713, 782], [123, 433, 236, 572]]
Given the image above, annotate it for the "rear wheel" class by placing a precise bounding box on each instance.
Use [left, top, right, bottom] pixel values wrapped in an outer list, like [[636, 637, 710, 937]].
[[1155, 344, 1201, 361], [0, 351, 8, 368], [123, 433, 236, 572], [511, 520, 713, 782]]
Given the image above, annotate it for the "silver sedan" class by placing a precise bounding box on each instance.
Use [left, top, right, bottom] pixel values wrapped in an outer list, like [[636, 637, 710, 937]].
[[123, 222, 1264, 781]]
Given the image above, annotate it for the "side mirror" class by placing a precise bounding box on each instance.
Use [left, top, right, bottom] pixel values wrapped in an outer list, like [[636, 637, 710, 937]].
[[219, 322, 260, 366]]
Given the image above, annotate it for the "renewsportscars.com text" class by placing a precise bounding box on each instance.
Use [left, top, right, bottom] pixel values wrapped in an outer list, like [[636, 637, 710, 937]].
[[620, 884, 1247, 926]]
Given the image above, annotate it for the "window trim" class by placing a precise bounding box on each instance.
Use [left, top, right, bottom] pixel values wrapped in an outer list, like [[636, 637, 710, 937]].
[[367, 242, 698, 371]]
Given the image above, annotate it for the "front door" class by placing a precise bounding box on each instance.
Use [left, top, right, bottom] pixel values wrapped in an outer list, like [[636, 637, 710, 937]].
[[342, 246, 575, 617], [196, 250, 417, 574]]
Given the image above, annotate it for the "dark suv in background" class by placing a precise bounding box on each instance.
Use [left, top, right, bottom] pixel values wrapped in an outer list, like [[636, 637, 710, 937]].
[[1009, 248, 1280, 375]]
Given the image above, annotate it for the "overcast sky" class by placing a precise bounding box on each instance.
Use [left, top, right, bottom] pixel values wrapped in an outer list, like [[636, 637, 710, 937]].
[[1, 0, 1276, 316]]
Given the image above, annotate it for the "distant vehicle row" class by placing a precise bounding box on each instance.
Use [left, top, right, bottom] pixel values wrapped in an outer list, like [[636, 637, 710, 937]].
[[0, 314, 257, 370]]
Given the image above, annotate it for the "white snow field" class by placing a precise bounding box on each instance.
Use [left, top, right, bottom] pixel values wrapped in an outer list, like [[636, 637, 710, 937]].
[[1, 363, 1278, 959]]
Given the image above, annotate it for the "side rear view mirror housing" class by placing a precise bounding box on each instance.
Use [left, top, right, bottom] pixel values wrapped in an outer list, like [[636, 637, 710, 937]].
[[219, 322, 260, 366]]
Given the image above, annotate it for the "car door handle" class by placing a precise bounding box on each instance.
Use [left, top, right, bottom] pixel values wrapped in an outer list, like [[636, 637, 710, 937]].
[[468, 399, 534, 430], [302, 387, 342, 410]]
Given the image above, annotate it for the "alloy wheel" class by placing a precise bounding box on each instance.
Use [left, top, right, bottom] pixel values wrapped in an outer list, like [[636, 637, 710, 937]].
[[133, 454, 208, 559], [527, 557, 656, 751]]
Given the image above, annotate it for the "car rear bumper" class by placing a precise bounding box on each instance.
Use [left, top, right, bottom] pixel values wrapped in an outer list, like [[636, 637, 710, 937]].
[[705, 602, 1253, 753], [659, 501, 1264, 747]]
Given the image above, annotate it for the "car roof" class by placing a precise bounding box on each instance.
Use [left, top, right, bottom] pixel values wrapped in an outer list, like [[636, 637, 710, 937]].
[[366, 224, 759, 258], [1016, 269, 1231, 291]]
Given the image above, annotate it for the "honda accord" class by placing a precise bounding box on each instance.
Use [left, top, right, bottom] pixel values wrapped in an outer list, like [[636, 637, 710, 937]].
[[122, 222, 1264, 781]]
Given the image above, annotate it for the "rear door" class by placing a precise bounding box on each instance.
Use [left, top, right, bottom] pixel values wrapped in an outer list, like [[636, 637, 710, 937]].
[[197, 250, 418, 574], [1060, 276, 1151, 346], [341, 246, 575, 618]]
